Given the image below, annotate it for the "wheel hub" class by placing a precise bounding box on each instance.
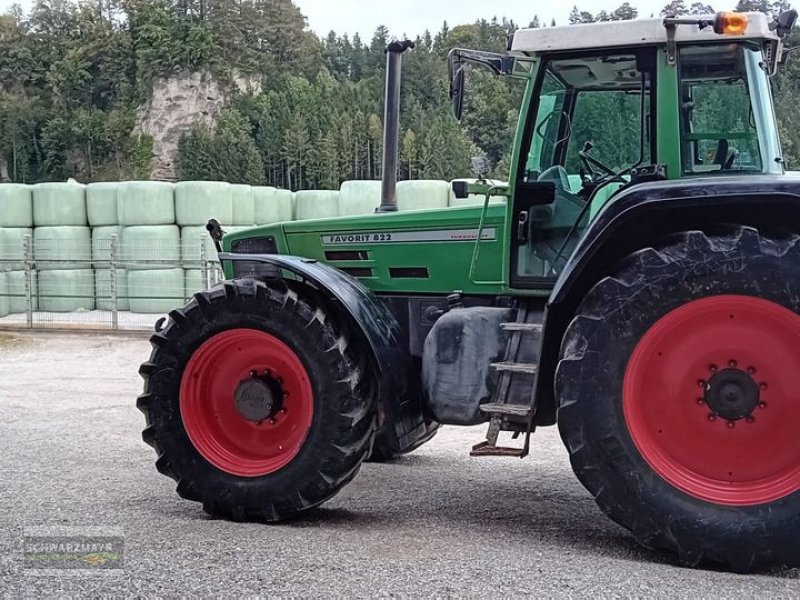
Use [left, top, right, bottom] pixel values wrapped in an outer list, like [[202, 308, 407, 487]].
[[704, 368, 760, 421], [234, 374, 283, 422]]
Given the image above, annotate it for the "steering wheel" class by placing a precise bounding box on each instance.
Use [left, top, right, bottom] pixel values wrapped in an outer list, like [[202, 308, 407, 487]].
[[578, 141, 617, 182]]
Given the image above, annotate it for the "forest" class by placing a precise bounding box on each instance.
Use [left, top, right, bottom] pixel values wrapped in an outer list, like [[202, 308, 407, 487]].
[[0, 0, 798, 188]]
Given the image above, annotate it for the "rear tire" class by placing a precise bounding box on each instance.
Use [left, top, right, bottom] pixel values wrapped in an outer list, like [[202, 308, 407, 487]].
[[137, 278, 378, 521], [367, 422, 440, 462], [556, 228, 800, 572]]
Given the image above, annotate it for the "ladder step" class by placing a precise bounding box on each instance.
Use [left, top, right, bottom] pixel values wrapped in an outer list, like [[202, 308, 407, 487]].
[[500, 322, 543, 333], [479, 403, 532, 417], [491, 361, 539, 375], [470, 441, 528, 458]]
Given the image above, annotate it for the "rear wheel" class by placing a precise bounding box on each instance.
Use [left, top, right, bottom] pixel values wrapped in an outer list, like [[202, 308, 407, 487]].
[[556, 228, 800, 571], [137, 278, 377, 521], [367, 422, 440, 462]]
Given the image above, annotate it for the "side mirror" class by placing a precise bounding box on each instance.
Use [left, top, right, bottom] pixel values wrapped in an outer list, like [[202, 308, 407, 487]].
[[451, 67, 465, 121], [776, 10, 798, 38]]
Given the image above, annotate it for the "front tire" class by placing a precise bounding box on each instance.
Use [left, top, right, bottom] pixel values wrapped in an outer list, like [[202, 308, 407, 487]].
[[556, 228, 800, 572], [137, 278, 378, 521]]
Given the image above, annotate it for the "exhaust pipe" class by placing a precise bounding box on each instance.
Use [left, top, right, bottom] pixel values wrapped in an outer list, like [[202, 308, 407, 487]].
[[377, 40, 415, 214]]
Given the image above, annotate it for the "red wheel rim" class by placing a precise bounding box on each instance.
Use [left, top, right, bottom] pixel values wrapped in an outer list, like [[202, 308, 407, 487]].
[[623, 295, 800, 506], [180, 328, 314, 477]]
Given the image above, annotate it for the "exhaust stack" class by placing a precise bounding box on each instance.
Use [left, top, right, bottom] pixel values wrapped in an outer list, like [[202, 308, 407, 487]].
[[377, 40, 415, 213]]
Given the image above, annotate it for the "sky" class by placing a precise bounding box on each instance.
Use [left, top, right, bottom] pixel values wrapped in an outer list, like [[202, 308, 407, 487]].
[[0, 0, 733, 37]]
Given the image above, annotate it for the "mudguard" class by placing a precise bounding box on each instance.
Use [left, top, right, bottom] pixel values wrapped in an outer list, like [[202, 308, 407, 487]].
[[533, 174, 800, 426], [218, 252, 430, 454]]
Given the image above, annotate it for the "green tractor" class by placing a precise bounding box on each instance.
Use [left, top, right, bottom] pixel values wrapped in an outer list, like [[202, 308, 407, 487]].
[[139, 11, 800, 571]]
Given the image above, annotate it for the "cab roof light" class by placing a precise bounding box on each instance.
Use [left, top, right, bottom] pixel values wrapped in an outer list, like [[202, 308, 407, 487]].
[[713, 12, 749, 36]]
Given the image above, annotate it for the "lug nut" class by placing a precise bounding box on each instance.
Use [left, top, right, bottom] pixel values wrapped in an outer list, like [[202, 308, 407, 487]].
[[759, 401, 768, 409], [748, 366, 757, 375], [696, 398, 705, 406], [269, 419, 276, 425], [746, 416, 755, 424], [708, 414, 717, 421], [709, 364, 718, 373], [250, 370, 258, 377], [280, 408, 287, 414], [729, 360, 738, 368], [760, 382, 768, 391], [727, 421, 735, 429], [698, 379, 707, 388]]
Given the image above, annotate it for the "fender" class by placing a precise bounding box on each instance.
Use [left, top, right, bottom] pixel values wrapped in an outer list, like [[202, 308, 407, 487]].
[[533, 174, 800, 426], [218, 252, 430, 453]]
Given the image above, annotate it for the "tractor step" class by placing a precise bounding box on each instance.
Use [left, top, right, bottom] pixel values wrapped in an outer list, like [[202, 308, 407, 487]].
[[479, 402, 531, 418], [470, 441, 528, 457], [500, 322, 543, 333], [491, 361, 539, 375]]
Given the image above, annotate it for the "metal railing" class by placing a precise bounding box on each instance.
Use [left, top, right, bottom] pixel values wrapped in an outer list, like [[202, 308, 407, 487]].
[[0, 233, 224, 331]]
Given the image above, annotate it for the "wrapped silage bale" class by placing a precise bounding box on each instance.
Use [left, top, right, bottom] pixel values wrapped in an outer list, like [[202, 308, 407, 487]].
[[0, 272, 8, 317], [121, 225, 180, 270], [339, 181, 381, 216], [91, 226, 123, 264], [95, 268, 129, 311], [181, 226, 218, 265], [87, 182, 119, 227], [128, 268, 186, 313], [33, 182, 87, 226], [0, 184, 33, 227], [294, 191, 340, 221], [5, 271, 37, 312], [275, 189, 294, 222], [0, 228, 32, 271], [38, 269, 95, 312], [253, 187, 279, 224], [448, 179, 508, 208], [117, 181, 175, 226], [231, 184, 255, 226], [34, 226, 91, 270], [396, 180, 449, 212], [175, 181, 233, 226]]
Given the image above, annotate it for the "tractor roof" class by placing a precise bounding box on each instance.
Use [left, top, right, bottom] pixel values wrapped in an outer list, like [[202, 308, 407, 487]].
[[511, 12, 777, 56]]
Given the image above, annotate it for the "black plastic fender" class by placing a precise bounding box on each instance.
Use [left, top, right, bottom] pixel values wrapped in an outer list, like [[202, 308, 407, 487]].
[[533, 174, 800, 426], [218, 252, 430, 453]]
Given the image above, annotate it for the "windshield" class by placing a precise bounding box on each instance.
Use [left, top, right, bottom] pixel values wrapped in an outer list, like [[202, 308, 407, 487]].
[[678, 43, 782, 175]]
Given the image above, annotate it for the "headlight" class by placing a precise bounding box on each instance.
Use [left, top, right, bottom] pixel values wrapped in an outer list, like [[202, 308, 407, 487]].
[[230, 236, 281, 279]]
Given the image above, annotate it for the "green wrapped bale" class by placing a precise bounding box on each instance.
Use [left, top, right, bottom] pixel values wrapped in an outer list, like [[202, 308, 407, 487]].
[[127, 268, 186, 313], [231, 184, 255, 226], [181, 226, 218, 265], [396, 180, 449, 211], [87, 182, 119, 226], [0, 184, 33, 227], [175, 181, 233, 226], [253, 187, 279, 224], [95, 269, 129, 311], [339, 181, 380, 216], [5, 270, 37, 312], [32, 182, 87, 226], [0, 272, 8, 317], [0, 227, 32, 271], [184, 269, 215, 298], [34, 226, 91, 270], [120, 225, 180, 270], [117, 181, 175, 226], [275, 189, 293, 222], [295, 191, 340, 221], [38, 269, 95, 312], [91, 226, 123, 264]]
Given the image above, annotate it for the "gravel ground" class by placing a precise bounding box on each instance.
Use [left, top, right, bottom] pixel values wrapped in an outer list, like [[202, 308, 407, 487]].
[[1, 332, 799, 599]]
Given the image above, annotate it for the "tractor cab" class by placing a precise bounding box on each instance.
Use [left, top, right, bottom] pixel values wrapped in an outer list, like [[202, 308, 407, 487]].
[[451, 11, 787, 284]]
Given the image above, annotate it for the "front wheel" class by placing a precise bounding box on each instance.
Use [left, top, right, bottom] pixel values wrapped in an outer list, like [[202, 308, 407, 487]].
[[137, 278, 378, 521], [556, 228, 800, 572]]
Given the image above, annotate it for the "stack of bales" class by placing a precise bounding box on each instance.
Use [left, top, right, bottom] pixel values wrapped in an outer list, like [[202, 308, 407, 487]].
[[32, 182, 94, 312], [88, 182, 127, 310], [339, 181, 380, 216], [119, 181, 182, 313], [177, 182, 232, 299], [253, 186, 295, 225], [0, 184, 34, 315], [339, 180, 450, 215]]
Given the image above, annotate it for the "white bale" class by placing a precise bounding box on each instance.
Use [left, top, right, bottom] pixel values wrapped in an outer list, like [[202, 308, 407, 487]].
[[120, 225, 180, 270], [33, 226, 91, 270], [275, 189, 293, 222], [0, 184, 33, 227], [91, 226, 124, 264], [0, 272, 8, 317], [94, 269, 129, 311], [295, 191, 340, 221], [448, 179, 508, 208], [396, 180, 450, 211], [117, 181, 175, 226], [32, 182, 87, 226], [184, 269, 211, 298], [0, 228, 32, 271], [37, 269, 95, 312], [5, 270, 37, 312], [231, 184, 255, 226], [174, 181, 233, 226], [86, 182, 119, 226], [127, 268, 186, 313], [181, 226, 218, 264], [339, 181, 381, 216], [253, 187, 278, 224]]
